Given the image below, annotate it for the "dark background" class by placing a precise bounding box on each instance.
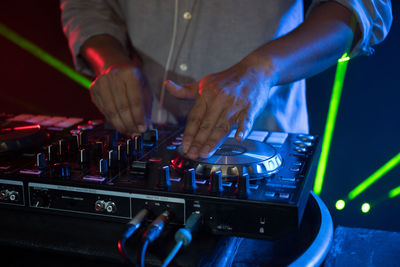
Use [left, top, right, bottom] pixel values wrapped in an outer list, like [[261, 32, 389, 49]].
[[0, 1, 399, 232]]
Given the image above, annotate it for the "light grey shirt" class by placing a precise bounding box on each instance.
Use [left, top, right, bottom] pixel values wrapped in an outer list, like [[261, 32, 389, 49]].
[[61, 0, 392, 133]]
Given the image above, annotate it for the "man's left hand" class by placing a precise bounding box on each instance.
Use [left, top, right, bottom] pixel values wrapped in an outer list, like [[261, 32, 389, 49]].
[[165, 60, 274, 160]]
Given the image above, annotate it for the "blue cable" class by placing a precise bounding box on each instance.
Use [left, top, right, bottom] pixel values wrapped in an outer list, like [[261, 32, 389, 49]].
[[161, 212, 201, 267], [161, 240, 184, 267], [117, 209, 149, 266]]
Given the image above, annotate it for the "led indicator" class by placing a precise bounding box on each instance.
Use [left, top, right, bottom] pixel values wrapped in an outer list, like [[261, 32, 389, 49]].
[[361, 203, 370, 213], [13, 124, 41, 131], [335, 199, 346, 210]]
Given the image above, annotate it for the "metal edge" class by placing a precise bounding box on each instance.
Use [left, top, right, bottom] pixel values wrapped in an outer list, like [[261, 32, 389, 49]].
[[289, 191, 333, 267]]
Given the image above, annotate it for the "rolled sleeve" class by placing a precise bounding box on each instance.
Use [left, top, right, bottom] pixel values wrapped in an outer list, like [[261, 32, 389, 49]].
[[308, 0, 393, 57], [60, 0, 128, 76]]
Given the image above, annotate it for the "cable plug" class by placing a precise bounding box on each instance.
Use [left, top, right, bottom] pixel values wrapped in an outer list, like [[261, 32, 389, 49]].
[[175, 212, 201, 246], [142, 210, 170, 243], [124, 208, 149, 239], [161, 212, 202, 267], [118, 208, 149, 265]]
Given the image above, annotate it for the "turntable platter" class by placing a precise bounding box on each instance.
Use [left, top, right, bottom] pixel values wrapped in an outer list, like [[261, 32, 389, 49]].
[[171, 138, 283, 180]]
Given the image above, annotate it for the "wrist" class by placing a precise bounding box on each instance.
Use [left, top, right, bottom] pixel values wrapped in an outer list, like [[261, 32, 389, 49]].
[[238, 51, 279, 88], [81, 34, 136, 76]]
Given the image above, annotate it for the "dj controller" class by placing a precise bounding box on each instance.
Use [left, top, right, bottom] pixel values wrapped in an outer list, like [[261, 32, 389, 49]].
[[0, 113, 320, 241]]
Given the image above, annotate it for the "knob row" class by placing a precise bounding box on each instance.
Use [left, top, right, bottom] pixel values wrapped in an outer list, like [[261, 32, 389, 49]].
[[37, 134, 145, 171], [156, 166, 251, 197]]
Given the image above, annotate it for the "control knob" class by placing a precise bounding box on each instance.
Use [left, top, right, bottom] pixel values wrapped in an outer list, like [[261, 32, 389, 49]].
[[117, 143, 128, 165], [236, 173, 251, 197], [53, 163, 71, 178], [36, 152, 47, 170], [93, 141, 104, 160], [58, 139, 69, 161], [157, 165, 171, 189], [105, 133, 117, 150], [78, 131, 89, 148], [127, 135, 143, 160], [183, 168, 197, 191], [47, 144, 58, 163], [78, 148, 90, 166], [108, 150, 118, 169], [143, 129, 158, 145], [99, 158, 108, 176], [69, 134, 80, 153], [209, 170, 223, 194]]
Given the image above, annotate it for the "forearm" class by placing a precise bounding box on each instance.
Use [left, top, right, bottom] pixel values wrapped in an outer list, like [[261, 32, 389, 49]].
[[80, 34, 133, 76], [243, 2, 360, 86]]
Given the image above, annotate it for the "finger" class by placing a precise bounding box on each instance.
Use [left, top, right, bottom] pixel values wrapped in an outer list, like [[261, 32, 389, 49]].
[[198, 110, 237, 158], [235, 112, 254, 142], [186, 95, 226, 160], [97, 76, 129, 134], [126, 69, 147, 133], [181, 97, 207, 154], [90, 83, 104, 111], [165, 80, 198, 99], [110, 74, 138, 134], [92, 86, 122, 133]]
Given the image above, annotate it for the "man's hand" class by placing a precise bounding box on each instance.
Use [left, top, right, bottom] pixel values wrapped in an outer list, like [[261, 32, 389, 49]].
[[80, 34, 152, 136], [90, 65, 152, 135], [165, 61, 275, 160]]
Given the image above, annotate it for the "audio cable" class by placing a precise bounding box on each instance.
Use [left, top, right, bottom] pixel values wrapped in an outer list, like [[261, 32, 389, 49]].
[[139, 210, 170, 267], [161, 212, 202, 267], [118, 208, 149, 266]]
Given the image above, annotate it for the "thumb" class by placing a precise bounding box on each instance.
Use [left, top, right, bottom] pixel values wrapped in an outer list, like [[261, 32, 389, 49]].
[[164, 80, 198, 99]]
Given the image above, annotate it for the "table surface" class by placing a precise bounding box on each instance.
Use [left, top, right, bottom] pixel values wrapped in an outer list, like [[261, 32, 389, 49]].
[[2, 225, 400, 267]]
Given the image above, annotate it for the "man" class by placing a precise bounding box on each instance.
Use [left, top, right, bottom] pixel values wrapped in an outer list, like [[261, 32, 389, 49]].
[[61, 0, 392, 160]]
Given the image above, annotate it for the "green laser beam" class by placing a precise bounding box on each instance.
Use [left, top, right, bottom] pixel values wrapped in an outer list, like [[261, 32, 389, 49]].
[[348, 152, 400, 200], [0, 23, 91, 89], [313, 53, 349, 195], [388, 185, 400, 198]]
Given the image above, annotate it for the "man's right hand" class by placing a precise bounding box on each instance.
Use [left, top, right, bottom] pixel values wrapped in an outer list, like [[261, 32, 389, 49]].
[[90, 65, 151, 135], [80, 34, 151, 136]]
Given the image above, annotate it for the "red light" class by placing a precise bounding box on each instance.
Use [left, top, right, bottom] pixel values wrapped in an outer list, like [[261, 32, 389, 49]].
[[149, 158, 162, 162], [170, 157, 184, 170], [0, 128, 12, 132], [13, 124, 41, 131], [117, 240, 126, 258]]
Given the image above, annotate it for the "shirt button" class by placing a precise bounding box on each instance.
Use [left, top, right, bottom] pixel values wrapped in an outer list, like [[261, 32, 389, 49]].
[[179, 63, 188, 71], [183, 12, 192, 20]]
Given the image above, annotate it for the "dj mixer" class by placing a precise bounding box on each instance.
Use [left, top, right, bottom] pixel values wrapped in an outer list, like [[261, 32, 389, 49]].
[[0, 113, 320, 240]]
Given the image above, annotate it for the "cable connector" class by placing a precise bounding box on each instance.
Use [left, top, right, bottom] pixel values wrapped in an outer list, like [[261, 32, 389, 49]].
[[142, 210, 170, 243], [118, 208, 149, 265], [175, 212, 201, 246], [124, 208, 150, 239], [139, 210, 170, 267], [161, 212, 202, 267]]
